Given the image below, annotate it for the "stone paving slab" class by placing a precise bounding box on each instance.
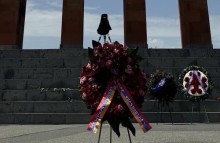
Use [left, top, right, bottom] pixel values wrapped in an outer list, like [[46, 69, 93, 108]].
[[0, 123, 219, 143]]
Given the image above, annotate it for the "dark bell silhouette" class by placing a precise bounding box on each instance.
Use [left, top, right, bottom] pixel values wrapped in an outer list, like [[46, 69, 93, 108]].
[[97, 14, 112, 43], [97, 14, 112, 35]]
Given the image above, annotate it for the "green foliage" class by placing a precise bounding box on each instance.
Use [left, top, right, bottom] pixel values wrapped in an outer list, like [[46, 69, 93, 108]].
[[88, 47, 95, 62], [128, 47, 143, 63]]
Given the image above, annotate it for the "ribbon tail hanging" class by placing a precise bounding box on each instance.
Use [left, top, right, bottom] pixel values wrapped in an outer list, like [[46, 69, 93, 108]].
[[117, 82, 152, 133], [87, 82, 117, 133]]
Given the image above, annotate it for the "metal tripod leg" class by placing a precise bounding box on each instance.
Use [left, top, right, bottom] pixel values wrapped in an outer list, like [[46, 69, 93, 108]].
[[153, 100, 158, 125], [98, 36, 101, 43], [104, 36, 106, 43], [98, 124, 133, 143], [198, 101, 201, 122], [157, 100, 160, 125], [160, 102, 163, 123], [110, 126, 112, 143], [203, 101, 209, 123], [167, 103, 173, 125], [107, 34, 112, 43], [127, 128, 132, 143], [191, 102, 194, 124], [98, 123, 103, 143]]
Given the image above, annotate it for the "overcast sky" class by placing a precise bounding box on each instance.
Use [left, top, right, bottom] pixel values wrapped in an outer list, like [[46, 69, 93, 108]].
[[23, 0, 220, 49]]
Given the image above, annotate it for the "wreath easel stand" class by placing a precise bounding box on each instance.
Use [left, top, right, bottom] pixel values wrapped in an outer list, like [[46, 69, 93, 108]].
[[82, 14, 152, 142], [178, 65, 212, 124], [154, 100, 173, 124], [149, 71, 177, 125], [97, 122, 132, 143], [191, 100, 209, 124]]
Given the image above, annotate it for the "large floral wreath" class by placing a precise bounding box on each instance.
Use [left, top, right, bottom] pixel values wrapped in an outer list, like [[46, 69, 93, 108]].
[[148, 70, 177, 104], [80, 41, 150, 136], [179, 65, 213, 102]]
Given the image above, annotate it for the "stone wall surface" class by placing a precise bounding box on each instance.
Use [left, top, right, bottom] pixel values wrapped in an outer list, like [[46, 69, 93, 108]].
[[0, 48, 219, 123], [0, 0, 218, 124]]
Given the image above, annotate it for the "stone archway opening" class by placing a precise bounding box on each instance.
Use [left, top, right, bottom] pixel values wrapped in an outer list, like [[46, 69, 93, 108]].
[[207, 0, 220, 49], [0, 0, 214, 50], [23, 0, 62, 49], [83, 0, 124, 49], [146, 0, 181, 49]]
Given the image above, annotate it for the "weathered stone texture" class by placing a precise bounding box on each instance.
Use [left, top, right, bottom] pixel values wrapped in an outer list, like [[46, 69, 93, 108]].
[[179, 0, 212, 49], [124, 0, 147, 47], [0, 0, 26, 49], [61, 0, 84, 48]]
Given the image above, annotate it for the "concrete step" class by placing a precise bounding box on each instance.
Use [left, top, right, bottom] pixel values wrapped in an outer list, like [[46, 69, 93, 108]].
[[0, 49, 86, 59], [0, 68, 81, 79], [0, 88, 219, 101], [0, 58, 83, 68], [1, 57, 220, 68], [161, 90, 220, 100], [143, 67, 220, 78], [1, 67, 220, 80], [144, 49, 220, 58], [0, 89, 81, 101], [0, 100, 219, 113], [142, 100, 220, 112], [0, 101, 89, 113], [141, 57, 220, 68], [143, 112, 220, 123], [1, 49, 220, 59], [0, 79, 79, 90], [0, 112, 219, 124]]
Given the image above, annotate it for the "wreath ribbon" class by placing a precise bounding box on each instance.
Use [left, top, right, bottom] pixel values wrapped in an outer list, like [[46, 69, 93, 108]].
[[193, 71, 207, 94], [87, 82, 117, 133], [87, 81, 151, 133], [186, 70, 207, 95], [153, 77, 168, 92]]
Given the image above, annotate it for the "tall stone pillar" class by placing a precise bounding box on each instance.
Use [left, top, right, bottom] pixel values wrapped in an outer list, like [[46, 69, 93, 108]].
[[179, 0, 212, 49], [0, 0, 26, 49], [61, 0, 84, 49], [124, 0, 147, 48]]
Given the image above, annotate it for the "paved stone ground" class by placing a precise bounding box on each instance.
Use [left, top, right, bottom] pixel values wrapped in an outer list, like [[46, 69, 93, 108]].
[[0, 123, 219, 143]]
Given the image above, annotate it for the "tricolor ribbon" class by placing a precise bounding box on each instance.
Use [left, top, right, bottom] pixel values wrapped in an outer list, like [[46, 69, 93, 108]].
[[87, 82, 117, 133], [87, 81, 152, 133], [117, 82, 152, 132]]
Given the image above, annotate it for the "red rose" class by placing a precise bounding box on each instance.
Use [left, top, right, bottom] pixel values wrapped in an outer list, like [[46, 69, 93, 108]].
[[80, 76, 87, 85], [125, 65, 133, 74]]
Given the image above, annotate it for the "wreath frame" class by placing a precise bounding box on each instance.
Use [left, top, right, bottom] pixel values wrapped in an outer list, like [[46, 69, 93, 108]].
[[79, 40, 148, 136], [148, 70, 177, 104], [178, 65, 213, 102]]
